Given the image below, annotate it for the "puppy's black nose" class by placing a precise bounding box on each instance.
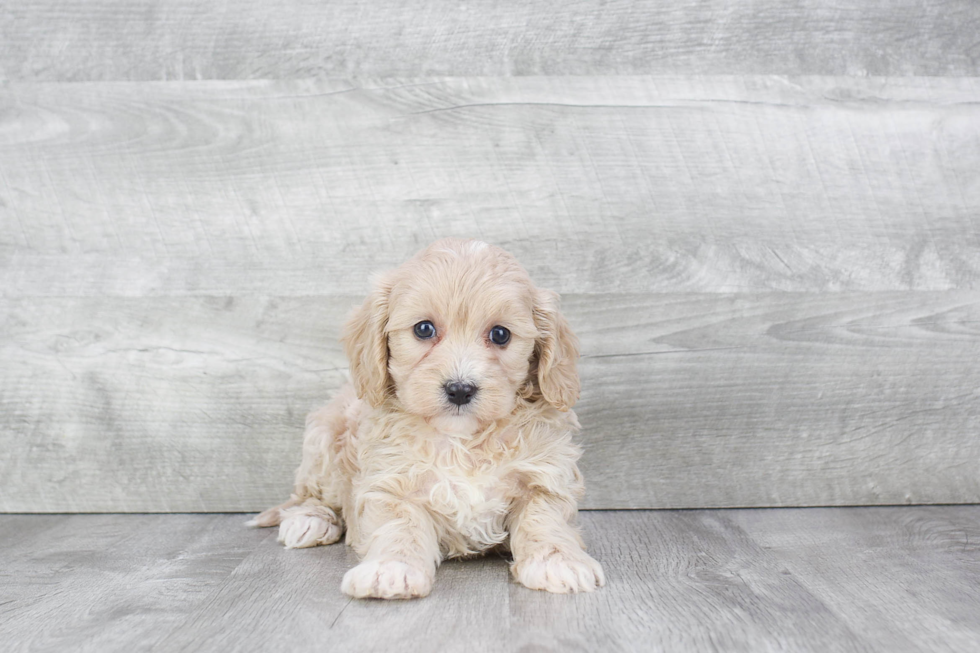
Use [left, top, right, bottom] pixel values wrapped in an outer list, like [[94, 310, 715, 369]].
[[445, 381, 478, 406]]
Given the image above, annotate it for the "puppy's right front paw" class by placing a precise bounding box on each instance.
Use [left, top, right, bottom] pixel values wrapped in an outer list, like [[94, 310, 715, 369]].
[[341, 559, 433, 599], [278, 512, 343, 549]]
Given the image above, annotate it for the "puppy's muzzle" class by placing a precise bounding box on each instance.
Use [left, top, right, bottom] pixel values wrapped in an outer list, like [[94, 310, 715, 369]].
[[444, 381, 478, 406]]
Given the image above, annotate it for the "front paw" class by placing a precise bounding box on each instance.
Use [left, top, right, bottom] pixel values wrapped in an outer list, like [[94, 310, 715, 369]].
[[341, 559, 433, 599], [513, 549, 605, 594]]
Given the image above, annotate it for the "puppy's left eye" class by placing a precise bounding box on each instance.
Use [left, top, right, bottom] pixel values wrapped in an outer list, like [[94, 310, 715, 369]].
[[489, 325, 510, 346]]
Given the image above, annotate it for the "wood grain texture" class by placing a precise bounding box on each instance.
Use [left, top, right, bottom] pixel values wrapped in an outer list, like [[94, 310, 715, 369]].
[[3, 292, 978, 512], [2, 77, 980, 297], [5, 509, 980, 652], [0, 514, 257, 652], [576, 291, 980, 509], [731, 507, 980, 652], [3, 0, 980, 81], [505, 510, 875, 653]]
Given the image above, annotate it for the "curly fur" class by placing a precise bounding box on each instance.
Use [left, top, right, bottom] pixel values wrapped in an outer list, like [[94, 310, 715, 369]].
[[250, 238, 604, 599]]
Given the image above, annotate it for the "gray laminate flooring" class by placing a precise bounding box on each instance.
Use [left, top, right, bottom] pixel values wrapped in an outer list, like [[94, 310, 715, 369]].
[[2, 507, 979, 652]]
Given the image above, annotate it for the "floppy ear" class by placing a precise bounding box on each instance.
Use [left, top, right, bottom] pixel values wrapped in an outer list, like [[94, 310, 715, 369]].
[[532, 288, 581, 411], [342, 274, 394, 407]]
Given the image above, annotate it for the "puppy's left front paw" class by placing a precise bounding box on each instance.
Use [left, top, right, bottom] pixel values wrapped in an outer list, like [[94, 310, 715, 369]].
[[341, 559, 433, 599], [513, 549, 605, 594]]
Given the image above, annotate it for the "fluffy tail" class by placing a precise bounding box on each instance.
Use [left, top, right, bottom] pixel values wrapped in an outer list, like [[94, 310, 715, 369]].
[[245, 496, 302, 528]]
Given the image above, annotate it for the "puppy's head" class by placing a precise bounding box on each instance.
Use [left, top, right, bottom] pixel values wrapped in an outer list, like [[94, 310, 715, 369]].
[[342, 238, 579, 434]]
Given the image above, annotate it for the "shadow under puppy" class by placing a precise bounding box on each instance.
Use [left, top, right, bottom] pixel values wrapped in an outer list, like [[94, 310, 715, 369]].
[[250, 238, 604, 598]]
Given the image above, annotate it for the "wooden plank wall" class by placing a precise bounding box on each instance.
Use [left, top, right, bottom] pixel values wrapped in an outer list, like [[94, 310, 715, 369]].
[[1, 1, 979, 511]]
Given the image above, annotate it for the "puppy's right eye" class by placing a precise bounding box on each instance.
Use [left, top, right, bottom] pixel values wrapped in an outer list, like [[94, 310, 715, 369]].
[[413, 321, 436, 340]]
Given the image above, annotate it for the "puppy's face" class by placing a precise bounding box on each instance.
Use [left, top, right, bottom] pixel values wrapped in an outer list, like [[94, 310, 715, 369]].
[[343, 239, 580, 434], [385, 246, 539, 433]]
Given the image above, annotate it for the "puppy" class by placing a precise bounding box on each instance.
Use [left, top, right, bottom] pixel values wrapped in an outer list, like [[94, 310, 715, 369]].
[[250, 238, 604, 599]]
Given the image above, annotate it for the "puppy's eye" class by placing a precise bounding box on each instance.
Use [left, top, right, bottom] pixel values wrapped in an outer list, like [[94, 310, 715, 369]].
[[489, 325, 510, 346], [414, 321, 436, 340]]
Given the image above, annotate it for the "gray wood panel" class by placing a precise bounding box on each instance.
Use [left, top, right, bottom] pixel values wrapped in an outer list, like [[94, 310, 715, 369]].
[[3, 0, 980, 81], [3, 76, 980, 511], [730, 507, 980, 652], [5, 509, 980, 652], [3, 77, 979, 297], [0, 295, 348, 513], [3, 292, 978, 512], [576, 291, 980, 509], [0, 514, 257, 652]]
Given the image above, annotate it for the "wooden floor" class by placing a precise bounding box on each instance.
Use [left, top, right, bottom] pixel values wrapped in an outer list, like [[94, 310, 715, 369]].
[[3, 508, 979, 652]]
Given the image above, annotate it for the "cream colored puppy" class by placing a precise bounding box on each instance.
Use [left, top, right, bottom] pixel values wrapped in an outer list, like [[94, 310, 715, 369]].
[[250, 238, 604, 599]]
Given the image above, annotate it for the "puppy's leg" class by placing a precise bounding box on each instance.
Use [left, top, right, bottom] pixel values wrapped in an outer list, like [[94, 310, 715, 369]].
[[275, 399, 351, 547], [277, 497, 345, 549], [341, 496, 440, 600], [248, 494, 346, 549], [248, 388, 355, 545], [508, 493, 605, 593]]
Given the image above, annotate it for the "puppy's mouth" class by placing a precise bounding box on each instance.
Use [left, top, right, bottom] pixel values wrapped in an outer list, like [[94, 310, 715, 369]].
[[444, 403, 472, 417], [425, 399, 483, 436]]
